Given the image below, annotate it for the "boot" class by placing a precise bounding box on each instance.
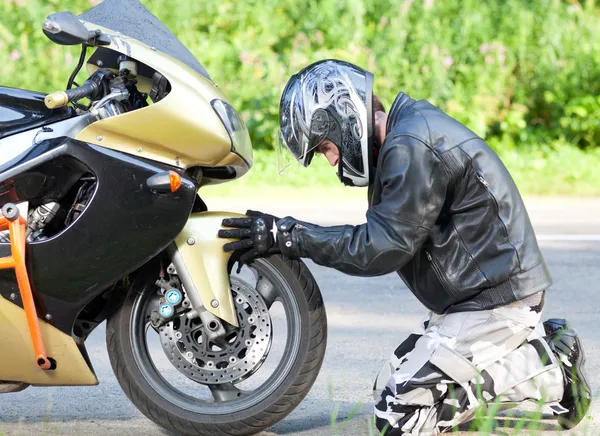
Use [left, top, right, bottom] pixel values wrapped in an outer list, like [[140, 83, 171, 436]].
[[543, 318, 592, 429]]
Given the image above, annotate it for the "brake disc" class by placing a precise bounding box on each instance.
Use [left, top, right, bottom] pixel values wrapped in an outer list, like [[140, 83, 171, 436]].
[[158, 277, 273, 385]]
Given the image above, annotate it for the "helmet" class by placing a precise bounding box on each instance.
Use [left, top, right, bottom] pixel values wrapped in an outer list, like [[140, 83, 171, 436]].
[[278, 59, 375, 187]]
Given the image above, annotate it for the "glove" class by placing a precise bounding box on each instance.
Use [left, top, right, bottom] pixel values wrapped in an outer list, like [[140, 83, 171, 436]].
[[219, 210, 281, 264]]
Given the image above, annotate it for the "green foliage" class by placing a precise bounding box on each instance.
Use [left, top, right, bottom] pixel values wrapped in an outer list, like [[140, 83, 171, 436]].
[[491, 139, 600, 195], [1, 0, 599, 154], [1, 0, 599, 195], [203, 144, 600, 198]]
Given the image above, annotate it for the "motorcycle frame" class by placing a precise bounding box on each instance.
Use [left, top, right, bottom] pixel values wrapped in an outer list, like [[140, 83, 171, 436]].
[[0, 14, 252, 387], [0, 138, 250, 387]]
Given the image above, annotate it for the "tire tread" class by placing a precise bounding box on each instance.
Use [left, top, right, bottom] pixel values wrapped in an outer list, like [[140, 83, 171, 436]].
[[106, 255, 327, 436]]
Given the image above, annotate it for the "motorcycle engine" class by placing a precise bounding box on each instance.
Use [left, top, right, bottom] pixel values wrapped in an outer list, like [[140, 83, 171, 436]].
[[0, 175, 98, 243], [0, 202, 60, 243]]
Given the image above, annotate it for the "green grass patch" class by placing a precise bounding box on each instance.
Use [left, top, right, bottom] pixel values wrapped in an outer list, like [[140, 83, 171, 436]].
[[494, 142, 600, 196], [202, 147, 365, 199], [204, 144, 600, 198]]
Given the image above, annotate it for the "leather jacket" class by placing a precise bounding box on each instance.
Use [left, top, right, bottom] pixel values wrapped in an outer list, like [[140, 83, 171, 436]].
[[282, 93, 552, 314]]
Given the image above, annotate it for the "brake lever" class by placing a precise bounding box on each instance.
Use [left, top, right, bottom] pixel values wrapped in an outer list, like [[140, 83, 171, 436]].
[[89, 88, 130, 117]]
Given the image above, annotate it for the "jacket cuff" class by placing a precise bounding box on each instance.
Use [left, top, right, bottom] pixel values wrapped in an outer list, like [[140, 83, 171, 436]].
[[276, 217, 312, 258], [277, 230, 299, 258]]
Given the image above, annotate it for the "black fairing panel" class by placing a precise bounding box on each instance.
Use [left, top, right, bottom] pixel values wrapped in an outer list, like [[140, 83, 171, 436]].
[[0, 87, 73, 139], [0, 138, 196, 334]]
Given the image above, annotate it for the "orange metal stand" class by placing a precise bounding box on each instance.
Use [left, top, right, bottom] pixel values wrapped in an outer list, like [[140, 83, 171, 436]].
[[0, 205, 53, 370]]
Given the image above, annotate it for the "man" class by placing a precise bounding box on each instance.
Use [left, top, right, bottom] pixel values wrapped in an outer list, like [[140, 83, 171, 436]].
[[219, 59, 591, 434]]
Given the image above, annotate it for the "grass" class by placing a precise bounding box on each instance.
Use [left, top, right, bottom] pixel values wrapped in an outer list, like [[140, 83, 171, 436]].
[[202, 148, 364, 200], [202, 144, 600, 199], [326, 353, 596, 436], [494, 143, 600, 196], [328, 391, 595, 435]]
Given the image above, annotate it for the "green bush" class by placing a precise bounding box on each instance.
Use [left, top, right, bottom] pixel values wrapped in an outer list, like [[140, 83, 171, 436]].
[[0, 0, 599, 152]]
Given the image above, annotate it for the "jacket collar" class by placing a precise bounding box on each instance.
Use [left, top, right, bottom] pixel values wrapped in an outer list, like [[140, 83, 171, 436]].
[[386, 92, 416, 135], [371, 93, 415, 178]]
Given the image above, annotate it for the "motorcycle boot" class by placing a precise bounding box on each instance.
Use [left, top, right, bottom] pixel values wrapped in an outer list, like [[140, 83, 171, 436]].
[[543, 318, 592, 429]]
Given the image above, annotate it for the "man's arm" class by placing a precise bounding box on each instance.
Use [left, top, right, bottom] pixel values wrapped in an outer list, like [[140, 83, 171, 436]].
[[285, 136, 449, 276]]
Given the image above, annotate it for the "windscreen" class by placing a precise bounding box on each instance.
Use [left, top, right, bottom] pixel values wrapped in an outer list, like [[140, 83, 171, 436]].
[[79, 0, 211, 80]]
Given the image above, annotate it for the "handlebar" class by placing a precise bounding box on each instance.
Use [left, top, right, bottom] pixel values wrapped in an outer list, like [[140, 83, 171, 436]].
[[45, 80, 99, 109]]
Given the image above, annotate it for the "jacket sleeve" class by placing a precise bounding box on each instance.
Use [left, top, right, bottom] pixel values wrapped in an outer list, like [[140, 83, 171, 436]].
[[291, 135, 449, 276]]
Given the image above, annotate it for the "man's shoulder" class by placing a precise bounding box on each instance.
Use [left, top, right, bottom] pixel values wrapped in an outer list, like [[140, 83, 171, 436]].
[[377, 128, 440, 173], [387, 104, 432, 145], [388, 100, 481, 153]]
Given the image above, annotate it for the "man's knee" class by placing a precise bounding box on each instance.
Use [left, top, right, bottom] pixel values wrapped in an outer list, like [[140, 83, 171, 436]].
[[374, 407, 416, 435], [374, 414, 401, 435], [374, 393, 422, 435]]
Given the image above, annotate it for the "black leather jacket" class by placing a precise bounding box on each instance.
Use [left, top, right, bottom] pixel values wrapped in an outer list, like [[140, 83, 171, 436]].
[[282, 93, 552, 314]]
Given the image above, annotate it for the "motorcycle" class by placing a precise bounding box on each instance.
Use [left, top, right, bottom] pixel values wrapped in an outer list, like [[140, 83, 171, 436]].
[[0, 1, 327, 434]]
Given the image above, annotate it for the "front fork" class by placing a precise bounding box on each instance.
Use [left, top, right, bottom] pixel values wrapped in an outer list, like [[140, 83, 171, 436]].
[[167, 211, 245, 332]]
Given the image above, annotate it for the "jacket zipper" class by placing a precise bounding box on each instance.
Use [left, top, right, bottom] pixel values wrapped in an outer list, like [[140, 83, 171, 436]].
[[475, 171, 517, 266], [425, 250, 460, 297], [476, 172, 489, 187]]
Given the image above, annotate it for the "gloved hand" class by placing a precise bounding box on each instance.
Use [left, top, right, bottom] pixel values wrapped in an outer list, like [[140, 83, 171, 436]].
[[219, 210, 281, 264]]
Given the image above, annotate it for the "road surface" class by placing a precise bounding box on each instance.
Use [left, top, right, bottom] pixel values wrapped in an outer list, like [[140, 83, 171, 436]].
[[0, 197, 598, 436]]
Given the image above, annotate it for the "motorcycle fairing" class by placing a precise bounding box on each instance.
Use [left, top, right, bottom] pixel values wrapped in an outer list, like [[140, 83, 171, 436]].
[[0, 115, 92, 177], [0, 137, 196, 340], [0, 87, 73, 140], [75, 26, 249, 173], [0, 294, 97, 386], [173, 212, 246, 327], [0, 136, 249, 384], [69, 0, 252, 175]]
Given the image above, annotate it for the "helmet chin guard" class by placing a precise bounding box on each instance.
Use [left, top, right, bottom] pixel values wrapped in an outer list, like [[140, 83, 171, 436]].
[[338, 70, 374, 187]]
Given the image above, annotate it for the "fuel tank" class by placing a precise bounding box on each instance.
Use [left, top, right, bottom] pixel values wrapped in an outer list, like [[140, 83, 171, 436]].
[[0, 87, 73, 140]]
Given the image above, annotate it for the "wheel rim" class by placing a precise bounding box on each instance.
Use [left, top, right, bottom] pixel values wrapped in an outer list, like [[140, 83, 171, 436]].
[[158, 276, 274, 385], [129, 257, 303, 414]]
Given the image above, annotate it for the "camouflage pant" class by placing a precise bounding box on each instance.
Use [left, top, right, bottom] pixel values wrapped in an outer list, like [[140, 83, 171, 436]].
[[373, 292, 565, 435]]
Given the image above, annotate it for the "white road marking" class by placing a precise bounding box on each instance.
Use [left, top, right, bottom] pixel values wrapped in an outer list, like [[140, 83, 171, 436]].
[[537, 234, 600, 241]]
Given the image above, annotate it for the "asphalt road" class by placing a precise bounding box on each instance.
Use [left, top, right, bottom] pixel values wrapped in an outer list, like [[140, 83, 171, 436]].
[[0, 197, 598, 436]]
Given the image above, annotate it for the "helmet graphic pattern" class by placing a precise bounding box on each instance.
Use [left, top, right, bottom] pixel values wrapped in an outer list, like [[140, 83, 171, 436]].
[[280, 59, 374, 186]]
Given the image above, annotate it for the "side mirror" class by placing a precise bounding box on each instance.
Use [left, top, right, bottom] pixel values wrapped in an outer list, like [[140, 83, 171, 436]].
[[42, 11, 94, 46]]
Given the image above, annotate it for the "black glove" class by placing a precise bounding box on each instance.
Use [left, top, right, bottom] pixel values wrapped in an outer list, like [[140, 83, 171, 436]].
[[219, 210, 281, 264]]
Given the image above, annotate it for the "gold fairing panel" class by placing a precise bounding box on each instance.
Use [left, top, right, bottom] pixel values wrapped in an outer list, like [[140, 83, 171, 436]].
[[0, 296, 97, 386], [76, 23, 251, 173], [175, 212, 245, 327]]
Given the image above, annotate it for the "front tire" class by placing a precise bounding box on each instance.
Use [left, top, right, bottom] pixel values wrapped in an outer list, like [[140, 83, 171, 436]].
[[106, 255, 327, 435]]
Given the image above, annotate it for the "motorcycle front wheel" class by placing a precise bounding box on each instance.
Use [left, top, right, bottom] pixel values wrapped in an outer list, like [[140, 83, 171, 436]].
[[106, 254, 327, 436]]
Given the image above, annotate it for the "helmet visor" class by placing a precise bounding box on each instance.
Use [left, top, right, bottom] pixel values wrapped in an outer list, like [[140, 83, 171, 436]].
[[276, 126, 327, 175], [277, 107, 337, 174], [276, 129, 295, 175]]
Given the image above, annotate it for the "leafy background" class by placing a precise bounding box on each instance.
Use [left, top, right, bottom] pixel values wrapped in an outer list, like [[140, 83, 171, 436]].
[[1, 0, 599, 194]]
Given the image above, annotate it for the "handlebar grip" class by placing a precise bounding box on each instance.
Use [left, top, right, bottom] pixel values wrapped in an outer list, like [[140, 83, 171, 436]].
[[44, 91, 69, 109], [65, 81, 97, 102], [44, 80, 98, 109]]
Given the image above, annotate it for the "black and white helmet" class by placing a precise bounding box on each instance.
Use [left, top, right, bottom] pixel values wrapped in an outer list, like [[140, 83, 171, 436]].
[[278, 59, 375, 187]]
